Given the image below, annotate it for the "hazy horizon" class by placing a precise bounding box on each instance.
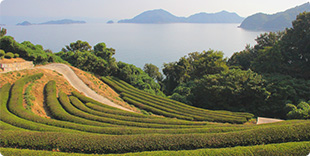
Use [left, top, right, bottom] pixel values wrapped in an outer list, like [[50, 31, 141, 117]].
[[1, 0, 310, 24]]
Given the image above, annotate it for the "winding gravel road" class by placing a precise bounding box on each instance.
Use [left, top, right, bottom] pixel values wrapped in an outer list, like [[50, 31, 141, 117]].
[[38, 63, 134, 112]]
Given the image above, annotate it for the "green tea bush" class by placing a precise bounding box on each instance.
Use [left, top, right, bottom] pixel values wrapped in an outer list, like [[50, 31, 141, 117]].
[[4, 52, 14, 59], [68, 95, 200, 129], [0, 121, 309, 154], [102, 77, 252, 123], [1, 141, 310, 156]]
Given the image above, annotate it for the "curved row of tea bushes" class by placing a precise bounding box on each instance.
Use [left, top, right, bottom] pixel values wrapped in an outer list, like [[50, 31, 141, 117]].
[[0, 83, 79, 133], [79, 102, 206, 126], [122, 93, 247, 123], [72, 91, 206, 125], [1, 141, 310, 156], [114, 77, 253, 119], [102, 77, 252, 123], [56, 87, 250, 134], [0, 121, 309, 154], [69, 95, 205, 128], [115, 77, 253, 119], [0, 79, 254, 135], [122, 96, 194, 120], [46, 81, 114, 127], [67, 94, 193, 129]]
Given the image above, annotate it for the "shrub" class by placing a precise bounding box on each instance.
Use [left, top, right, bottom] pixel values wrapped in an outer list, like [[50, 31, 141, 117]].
[[0, 49, 5, 57], [0, 121, 309, 154], [4, 52, 14, 59], [14, 53, 19, 58]]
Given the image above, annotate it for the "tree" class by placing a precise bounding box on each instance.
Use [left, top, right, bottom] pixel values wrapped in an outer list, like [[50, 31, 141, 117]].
[[280, 12, 310, 79], [162, 50, 228, 95], [93, 43, 116, 60], [0, 27, 6, 38], [62, 40, 92, 52], [192, 69, 270, 115], [143, 63, 163, 82]]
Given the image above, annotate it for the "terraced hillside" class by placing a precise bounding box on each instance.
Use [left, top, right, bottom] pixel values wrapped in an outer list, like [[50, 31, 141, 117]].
[[1, 70, 310, 155]]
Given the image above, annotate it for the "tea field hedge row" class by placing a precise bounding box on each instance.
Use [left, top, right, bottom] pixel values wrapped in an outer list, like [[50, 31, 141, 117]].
[[72, 91, 207, 126], [0, 79, 253, 135], [1, 141, 310, 156], [50, 83, 252, 134], [115, 77, 254, 119], [116, 77, 252, 118], [71, 97, 205, 127], [0, 121, 309, 154], [101, 77, 253, 123], [69, 95, 204, 128], [0, 78, 80, 133]]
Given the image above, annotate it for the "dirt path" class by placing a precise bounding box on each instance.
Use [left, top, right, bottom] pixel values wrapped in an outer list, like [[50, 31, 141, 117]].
[[37, 63, 134, 112], [257, 117, 283, 124]]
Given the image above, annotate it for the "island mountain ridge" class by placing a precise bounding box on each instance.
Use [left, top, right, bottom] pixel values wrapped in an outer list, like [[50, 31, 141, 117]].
[[118, 9, 244, 24]]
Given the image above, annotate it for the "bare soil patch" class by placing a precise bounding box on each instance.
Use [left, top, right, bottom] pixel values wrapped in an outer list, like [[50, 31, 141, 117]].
[[70, 66, 140, 113]]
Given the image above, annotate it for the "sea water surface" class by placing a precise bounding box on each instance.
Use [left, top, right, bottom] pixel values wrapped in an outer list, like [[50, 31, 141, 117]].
[[4, 23, 265, 68]]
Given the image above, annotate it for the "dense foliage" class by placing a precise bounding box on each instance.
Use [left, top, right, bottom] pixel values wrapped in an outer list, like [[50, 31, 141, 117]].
[[0, 35, 65, 64], [57, 41, 164, 96], [162, 12, 310, 119]]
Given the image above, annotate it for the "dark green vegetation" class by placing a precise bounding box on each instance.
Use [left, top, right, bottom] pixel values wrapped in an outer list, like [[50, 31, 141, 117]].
[[1, 74, 309, 155], [240, 2, 310, 31], [161, 12, 310, 119], [1, 141, 310, 156], [0, 36, 65, 64]]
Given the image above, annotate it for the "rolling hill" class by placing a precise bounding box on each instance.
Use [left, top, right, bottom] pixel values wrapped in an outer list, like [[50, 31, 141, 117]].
[[240, 2, 310, 31]]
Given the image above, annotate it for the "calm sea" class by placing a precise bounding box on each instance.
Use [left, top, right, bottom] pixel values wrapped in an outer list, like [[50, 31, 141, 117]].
[[4, 23, 265, 68]]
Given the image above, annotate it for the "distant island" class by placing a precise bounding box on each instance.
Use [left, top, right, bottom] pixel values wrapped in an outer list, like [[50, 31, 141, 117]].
[[118, 9, 244, 24], [17, 19, 86, 26], [107, 20, 114, 24], [240, 2, 310, 31]]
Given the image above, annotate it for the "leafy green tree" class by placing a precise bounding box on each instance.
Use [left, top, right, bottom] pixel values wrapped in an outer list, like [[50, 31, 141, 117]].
[[144, 63, 163, 82], [228, 45, 254, 70], [191, 69, 270, 115], [163, 50, 228, 95], [251, 45, 285, 74], [62, 40, 92, 52], [94, 43, 115, 60], [0, 27, 6, 38], [281, 12, 310, 79]]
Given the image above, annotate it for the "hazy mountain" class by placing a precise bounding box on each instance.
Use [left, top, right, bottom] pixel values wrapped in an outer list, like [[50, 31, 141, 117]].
[[16, 19, 86, 26], [118, 9, 184, 23], [240, 2, 310, 31], [187, 11, 244, 23], [17, 21, 32, 26], [118, 9, 244, 24]]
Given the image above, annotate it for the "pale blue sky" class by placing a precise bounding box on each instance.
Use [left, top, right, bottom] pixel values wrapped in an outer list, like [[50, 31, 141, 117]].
[[1, 0, 309, 19]]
